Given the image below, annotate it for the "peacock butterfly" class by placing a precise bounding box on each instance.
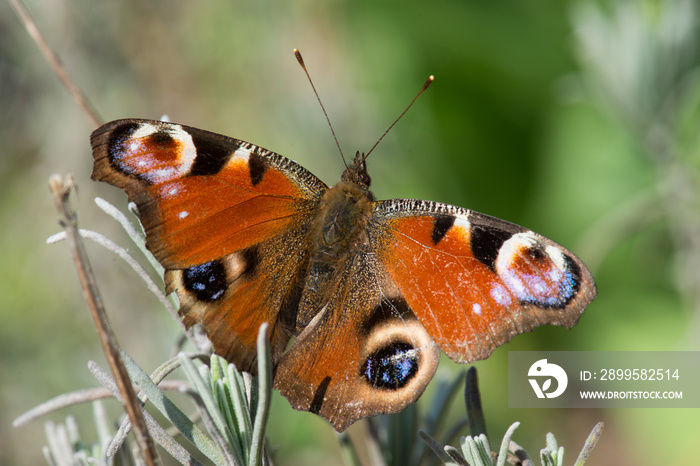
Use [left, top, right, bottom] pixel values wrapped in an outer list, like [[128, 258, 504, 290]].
[[90, 72, 596, 432]]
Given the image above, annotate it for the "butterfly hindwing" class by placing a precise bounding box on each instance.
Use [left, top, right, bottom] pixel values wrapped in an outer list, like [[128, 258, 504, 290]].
[[165, 224, 314, 371], [369, 199, 596, 363], [274, 248, 440, 432]]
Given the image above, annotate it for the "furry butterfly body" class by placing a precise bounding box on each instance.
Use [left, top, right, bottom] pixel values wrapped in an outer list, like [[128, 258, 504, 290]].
[[91, 118, 596, 431]]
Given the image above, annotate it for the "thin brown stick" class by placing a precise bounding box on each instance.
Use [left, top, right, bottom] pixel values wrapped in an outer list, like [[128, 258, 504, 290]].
[[48, 175, 159, 466], [8, 0, 102, 128], [13, 380, 194, 427]]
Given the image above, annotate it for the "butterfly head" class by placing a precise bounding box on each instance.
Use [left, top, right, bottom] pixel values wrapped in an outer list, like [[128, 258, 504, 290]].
[[341, 151, 372, 188]]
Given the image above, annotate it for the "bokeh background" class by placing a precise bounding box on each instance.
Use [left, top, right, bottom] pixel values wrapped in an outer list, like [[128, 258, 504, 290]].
[[2, 0, 700, 464]]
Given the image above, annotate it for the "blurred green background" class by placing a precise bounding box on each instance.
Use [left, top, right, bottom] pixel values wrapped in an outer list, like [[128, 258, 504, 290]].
[[2, 0, 699, 464]]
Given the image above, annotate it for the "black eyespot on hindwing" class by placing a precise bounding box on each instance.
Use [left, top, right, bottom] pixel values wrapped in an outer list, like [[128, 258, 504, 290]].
[[361, 342, 419, 390], [188, 132, 236, 177], [431, 214, 455, 245], [470, 225, 514, 272], [182, 260, 228, 302]]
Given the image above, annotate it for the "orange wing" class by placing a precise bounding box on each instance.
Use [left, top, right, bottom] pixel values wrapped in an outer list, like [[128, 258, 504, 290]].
[[91, 119, 327, 268], [369, 199, 596, 363]]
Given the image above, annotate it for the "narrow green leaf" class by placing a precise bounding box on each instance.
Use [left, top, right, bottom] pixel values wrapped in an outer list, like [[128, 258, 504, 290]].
[[545, 432, 558, 453], [495, 422, 519, 466], [120, 352, 223, 464], [464, 368, 487, 438], [419, 430, 456, 465], [574, 422, 604, 466], [540, 449, 555, 466], [557, 446, 565, 466], [249, 323, 272, 466], [214, 378, 247, 459], [444, 445, 469, 466], [473, 434, 493, 465]]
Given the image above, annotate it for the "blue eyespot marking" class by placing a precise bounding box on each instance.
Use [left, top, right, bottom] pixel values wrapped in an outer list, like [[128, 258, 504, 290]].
[[182, 260, 227, 302], [362, 342, 419, 390]]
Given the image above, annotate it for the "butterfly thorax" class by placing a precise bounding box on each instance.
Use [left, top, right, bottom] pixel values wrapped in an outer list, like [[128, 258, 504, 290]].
[[294, 176, 374, 331]]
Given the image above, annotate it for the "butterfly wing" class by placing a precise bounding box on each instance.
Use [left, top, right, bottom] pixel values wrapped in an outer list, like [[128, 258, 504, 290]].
[[91, 119, 327, 267], [274, 249, 440, 432], [368, 199, 596, 363], [91, 119, 328, 369]]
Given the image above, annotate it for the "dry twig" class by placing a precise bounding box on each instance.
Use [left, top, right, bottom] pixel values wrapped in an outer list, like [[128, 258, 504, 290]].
[[48, 175, 159, 466]]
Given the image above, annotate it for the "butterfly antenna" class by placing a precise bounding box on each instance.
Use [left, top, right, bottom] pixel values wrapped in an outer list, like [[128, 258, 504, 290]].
[[363, 75, 434, 163], [294, 49, 348, 168]]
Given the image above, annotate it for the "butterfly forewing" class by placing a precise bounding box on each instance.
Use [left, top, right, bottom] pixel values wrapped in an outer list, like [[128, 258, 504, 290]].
[[91, 119, 327, 268], [370, 199, 596, 363]]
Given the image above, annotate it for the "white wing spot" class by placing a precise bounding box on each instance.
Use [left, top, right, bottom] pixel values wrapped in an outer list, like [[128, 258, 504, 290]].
[[232, 147, 251, 162], [454, 216, 471, 230], [545, 244, 566, 269], [452, 216, 471, 238], [131, 123, 159, 139], [169, 125, 196, 173]]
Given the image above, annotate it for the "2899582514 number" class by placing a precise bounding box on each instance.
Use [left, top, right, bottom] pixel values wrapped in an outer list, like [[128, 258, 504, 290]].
[[600, 368, 679, 381]]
